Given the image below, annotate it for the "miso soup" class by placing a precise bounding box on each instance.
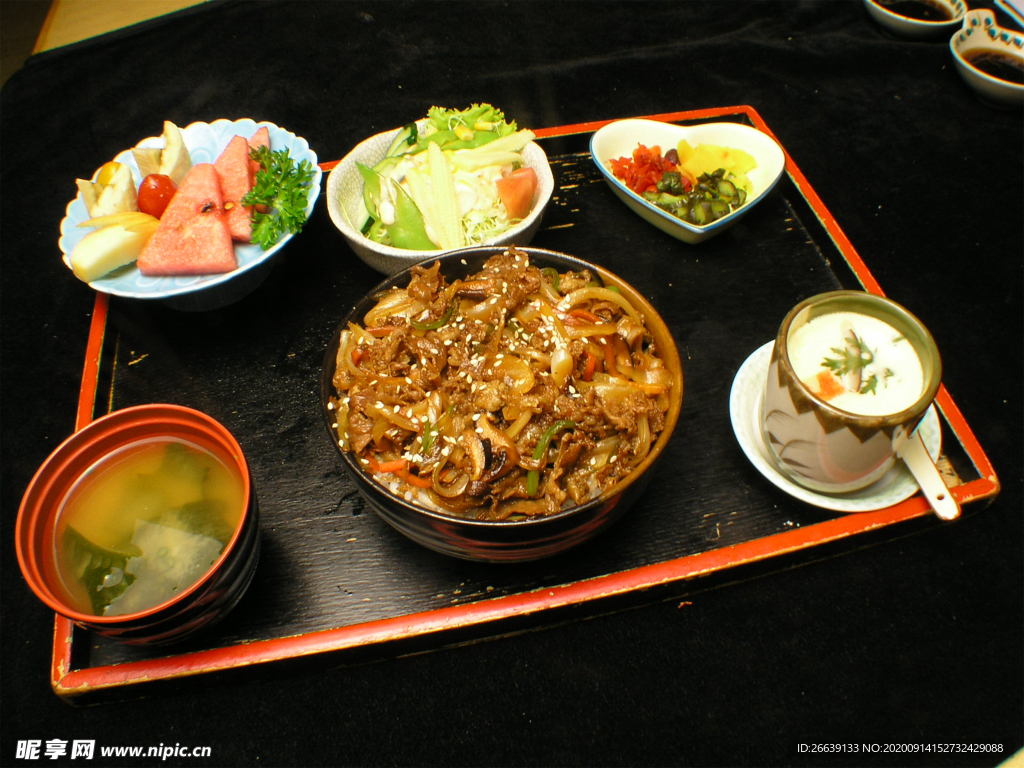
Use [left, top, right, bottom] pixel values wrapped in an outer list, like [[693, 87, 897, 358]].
[[53, 437, 245, 617]]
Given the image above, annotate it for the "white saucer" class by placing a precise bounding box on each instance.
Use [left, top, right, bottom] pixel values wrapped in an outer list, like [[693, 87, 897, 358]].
[[729, 341, 942, 513]]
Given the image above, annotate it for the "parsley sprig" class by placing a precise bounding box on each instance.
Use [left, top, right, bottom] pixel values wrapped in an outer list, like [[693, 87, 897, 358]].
[[242, 145, 315, 250]]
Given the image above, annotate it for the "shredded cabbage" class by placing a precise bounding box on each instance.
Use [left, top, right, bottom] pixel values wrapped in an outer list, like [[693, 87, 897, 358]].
[[360, 104, 533, 249]]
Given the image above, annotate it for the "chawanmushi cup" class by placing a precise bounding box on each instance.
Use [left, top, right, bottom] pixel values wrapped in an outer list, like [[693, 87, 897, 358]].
[[761, 291, 942, 494], [15, 404, 260, 645]]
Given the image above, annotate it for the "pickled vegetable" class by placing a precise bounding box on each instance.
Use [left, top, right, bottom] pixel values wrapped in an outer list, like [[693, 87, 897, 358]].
[[609, 142, 755, 227], [644, 168, 749, 226]]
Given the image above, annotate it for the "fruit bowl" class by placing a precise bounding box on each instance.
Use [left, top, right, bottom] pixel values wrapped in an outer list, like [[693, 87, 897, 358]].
[[326, 122, 554, 276], [58, 119, 322, 311]]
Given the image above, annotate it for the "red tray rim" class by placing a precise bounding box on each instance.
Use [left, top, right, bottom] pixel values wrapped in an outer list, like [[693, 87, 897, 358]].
[[51, 105, 1000, 699]]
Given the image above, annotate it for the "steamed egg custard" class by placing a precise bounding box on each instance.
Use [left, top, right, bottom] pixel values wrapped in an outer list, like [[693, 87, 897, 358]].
[[53, 438, 244, 617], [788, 311, 925, 416]]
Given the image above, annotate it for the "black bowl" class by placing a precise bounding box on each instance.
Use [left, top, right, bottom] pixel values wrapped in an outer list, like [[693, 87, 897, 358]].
[[320, 246, 684, 562]]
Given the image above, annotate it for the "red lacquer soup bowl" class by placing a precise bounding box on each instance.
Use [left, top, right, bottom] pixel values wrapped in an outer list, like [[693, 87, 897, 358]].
[[16, 404, 260, 645]]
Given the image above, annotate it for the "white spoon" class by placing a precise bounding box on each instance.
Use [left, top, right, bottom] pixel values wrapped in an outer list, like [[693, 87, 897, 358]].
[[898, 432, 961, 520]]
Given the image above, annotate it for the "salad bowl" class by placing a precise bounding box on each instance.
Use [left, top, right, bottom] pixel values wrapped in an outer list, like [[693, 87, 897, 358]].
[[59, 119, 321, 311], [590, 119, 785, 245], [326, 123, 554, 276]]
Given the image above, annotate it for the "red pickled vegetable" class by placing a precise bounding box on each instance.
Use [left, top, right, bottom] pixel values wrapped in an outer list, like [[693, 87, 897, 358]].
[[609, 144, 678, 195]]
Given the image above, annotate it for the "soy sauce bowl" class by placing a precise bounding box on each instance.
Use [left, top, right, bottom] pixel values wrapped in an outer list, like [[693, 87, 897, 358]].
[[15, 405, 260, 645], [320, 246, 684, 563], [863, 0, 966, 39], [950, 9, 1024, 108]]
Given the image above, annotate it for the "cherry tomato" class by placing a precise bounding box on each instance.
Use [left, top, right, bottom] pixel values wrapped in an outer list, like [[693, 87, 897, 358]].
[[137, 174, 177, 218]]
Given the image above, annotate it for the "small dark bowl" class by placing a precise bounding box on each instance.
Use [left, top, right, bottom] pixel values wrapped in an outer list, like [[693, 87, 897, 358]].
[[320, 246, 684, 562], [16, 405, 260, 645]]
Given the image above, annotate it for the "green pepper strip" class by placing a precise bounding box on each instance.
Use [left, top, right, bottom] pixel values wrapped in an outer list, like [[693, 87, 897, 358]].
[[526, 419, 576, 496], [420, 418, 437, 454], [410, 302, 454, 331], [542, 267, 560, 293]]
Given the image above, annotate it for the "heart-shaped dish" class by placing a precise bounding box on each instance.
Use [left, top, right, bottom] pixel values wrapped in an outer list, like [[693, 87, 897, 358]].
[[590, 119, 786, 244]]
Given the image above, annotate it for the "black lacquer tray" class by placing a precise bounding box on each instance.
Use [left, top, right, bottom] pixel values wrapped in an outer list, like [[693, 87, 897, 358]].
[[51, 107, 998, 703]]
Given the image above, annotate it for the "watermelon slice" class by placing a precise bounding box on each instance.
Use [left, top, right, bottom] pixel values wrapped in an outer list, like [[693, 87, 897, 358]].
[[136, 163, 237, 276], [214, 135, 256, 242]]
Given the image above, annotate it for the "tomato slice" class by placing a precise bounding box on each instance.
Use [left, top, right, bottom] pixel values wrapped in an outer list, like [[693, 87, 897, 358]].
[[137, 174, 178, 218], [496, 167, 538, 221]]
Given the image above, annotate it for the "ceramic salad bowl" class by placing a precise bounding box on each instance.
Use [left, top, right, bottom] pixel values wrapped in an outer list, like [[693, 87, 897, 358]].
[[327, 122, 554, 276]]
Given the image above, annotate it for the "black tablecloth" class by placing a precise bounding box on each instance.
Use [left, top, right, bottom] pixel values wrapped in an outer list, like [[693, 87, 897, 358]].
[[1, 1, 1021, 766]]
